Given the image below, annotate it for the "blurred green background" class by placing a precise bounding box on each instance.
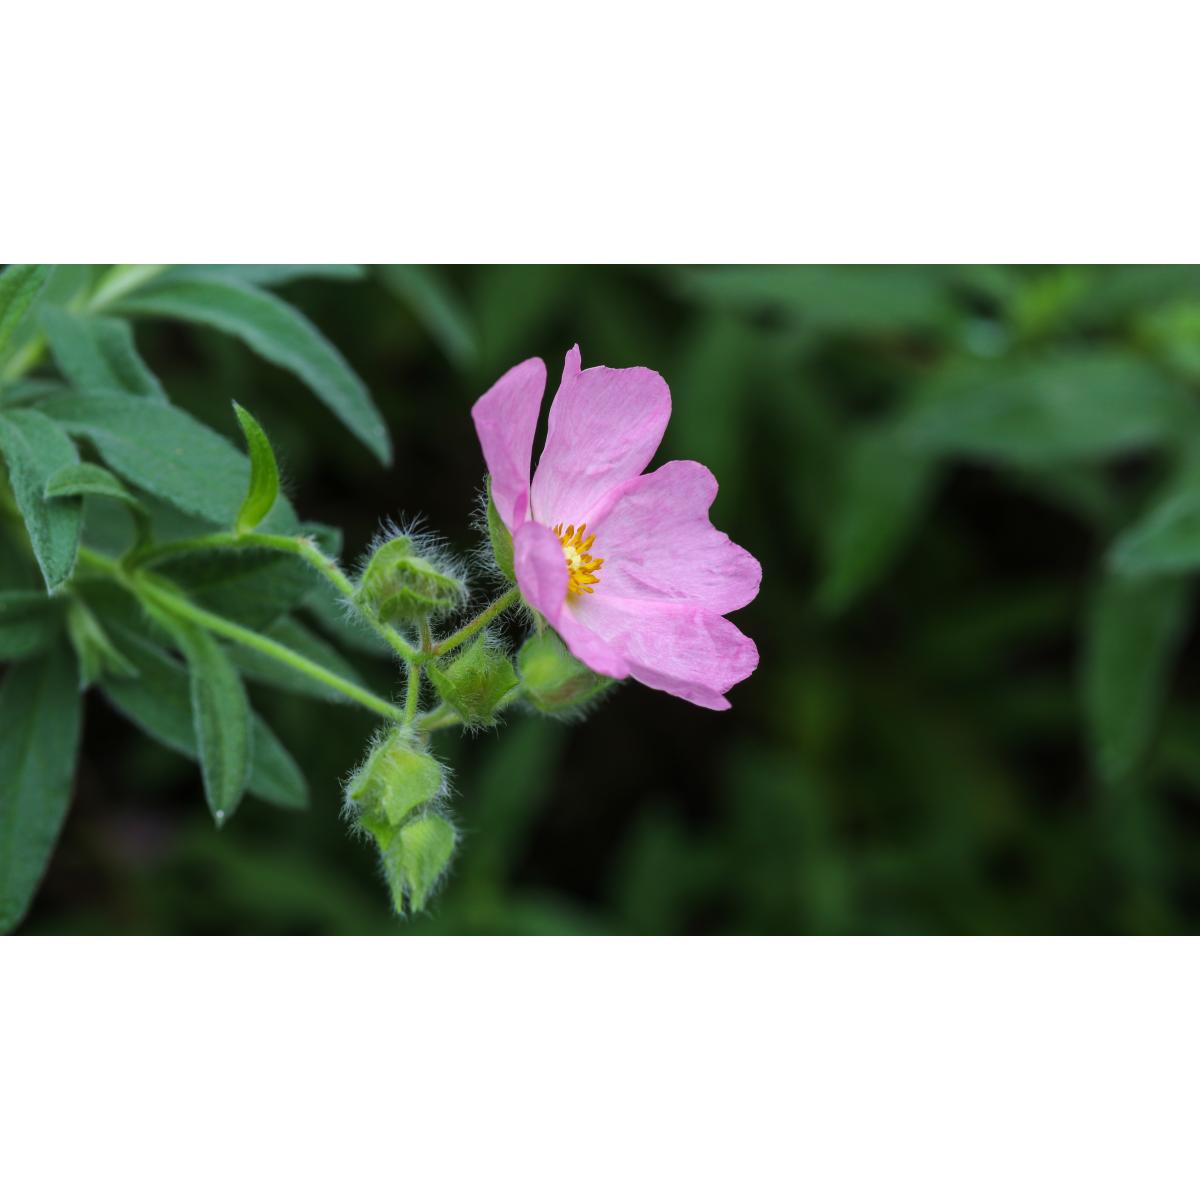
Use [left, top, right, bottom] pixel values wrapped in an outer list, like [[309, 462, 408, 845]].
[[22, 264, 1200, 934]]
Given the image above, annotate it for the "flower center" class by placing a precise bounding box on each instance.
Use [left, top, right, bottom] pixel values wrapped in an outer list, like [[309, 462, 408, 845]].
[[553, 522, 604, 596]]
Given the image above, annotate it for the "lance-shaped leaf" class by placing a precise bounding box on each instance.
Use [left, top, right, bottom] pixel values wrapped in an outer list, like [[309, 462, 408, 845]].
[[39, 389, 297, 530], [149, 611, 252, 826], [1083, 574, 1193, 782], [232, 402, 280, 532], [0, 265, 50, 361], [0, 408, 82, 591], [40, 306, 165, 400], [101, 627, 306, 809], [115, 276, 391, 463], [0, 646, 84, 933]]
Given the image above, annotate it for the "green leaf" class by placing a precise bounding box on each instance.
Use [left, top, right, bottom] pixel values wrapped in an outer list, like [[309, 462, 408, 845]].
[[156, 617, 252, 826], [40, 306, 165, 400], [65, 598, 137, 688], [0, 646, 84, 933], [903, 353, 1184, 467], [45, 461, 144, 509], [818, 427, 937, 614], [1110, 490, 1200, 577], [116, 277, 390, 463], [379, 265, 477, 368], [232, 402, 280, 532], [228, 614, 366, 702], [166, 265, 365, 287], [1083, 575, 1192, 782], [0, 407, 82, 590], [39, 389, 297, 529], [0, 591, 63, 662], [0, 265, 50, 362], [101, 626, 306, 809], [678, 265, 952, 335]]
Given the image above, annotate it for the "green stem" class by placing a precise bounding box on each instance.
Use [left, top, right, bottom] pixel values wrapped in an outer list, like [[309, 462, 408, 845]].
[[404, 662, 422, 723], [76, 547, 407, 724], [433, 587, 520, 657], [128, 529, 419, 663]]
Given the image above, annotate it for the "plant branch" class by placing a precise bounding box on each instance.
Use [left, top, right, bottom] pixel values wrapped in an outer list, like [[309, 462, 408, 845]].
[[433, 587, 520, 657], [76, 547, 407, 724]]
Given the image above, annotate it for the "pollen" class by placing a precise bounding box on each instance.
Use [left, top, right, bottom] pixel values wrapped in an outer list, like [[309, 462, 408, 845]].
[[553, 522, 605, 596]]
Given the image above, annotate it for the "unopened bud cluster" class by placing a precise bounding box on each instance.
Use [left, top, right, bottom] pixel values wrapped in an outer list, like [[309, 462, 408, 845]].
[[344, 728, 456, 914]]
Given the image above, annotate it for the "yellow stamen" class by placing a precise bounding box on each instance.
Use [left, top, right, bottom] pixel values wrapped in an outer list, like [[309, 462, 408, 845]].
[[553, 521, 605, 597]]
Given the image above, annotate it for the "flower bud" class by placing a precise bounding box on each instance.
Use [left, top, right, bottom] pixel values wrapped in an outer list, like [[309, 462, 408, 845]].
[[345, 727, 444, 835], [516, 630, 614, 714], [382, 813, 458, 914], [426, 637, 518, 728], [485, 477, 515, 581], [355, 535, 466, 627]]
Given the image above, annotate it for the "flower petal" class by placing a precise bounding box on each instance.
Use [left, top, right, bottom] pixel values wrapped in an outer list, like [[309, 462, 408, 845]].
[[572, 594, 758, 710], [471, 357, 546, 530], [530, 345, 671, 529], [589, 460, 761, 614], [513, 520, 568, 625]]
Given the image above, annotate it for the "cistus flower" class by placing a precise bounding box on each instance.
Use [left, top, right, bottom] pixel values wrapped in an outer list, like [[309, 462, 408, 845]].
[[472, 345, 761, 710]]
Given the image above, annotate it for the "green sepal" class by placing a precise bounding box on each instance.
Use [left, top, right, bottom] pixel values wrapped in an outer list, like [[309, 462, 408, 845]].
[[232, 402, 281, 533], [382, 813, 458, 914], [355, 535, 466, 627], [427, 636, 518, 727], [517, 629, 615, 714], [346, 727, 444, 828], [485, 477, 515, 581]]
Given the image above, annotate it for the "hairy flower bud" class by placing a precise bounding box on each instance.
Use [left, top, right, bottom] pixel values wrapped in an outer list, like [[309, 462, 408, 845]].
[[382, 813, 458, 914], [516, 630, 614, 714], [427, 636, 518, 728], [345, 726, 444, 838], [355, 535, 466, 627]]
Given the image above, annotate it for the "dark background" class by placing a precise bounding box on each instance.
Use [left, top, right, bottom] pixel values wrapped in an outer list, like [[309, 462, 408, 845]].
[[22, 265, 1200, 934]]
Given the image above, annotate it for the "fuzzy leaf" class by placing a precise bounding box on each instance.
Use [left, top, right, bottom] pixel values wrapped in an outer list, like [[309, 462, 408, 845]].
[[101, 628, 307, 809], [0, 265, 50, 361], [232, 402, 280, 532], [0, 407, 82, 591], [40, 306, 165, 400], [1083, 574, 1192, 782], [39, 389, 297, 529], [115, 277, 390, 464], [159, 618, 252, 826], [44, 461, 144, 509], [0, 646, 83, 933]]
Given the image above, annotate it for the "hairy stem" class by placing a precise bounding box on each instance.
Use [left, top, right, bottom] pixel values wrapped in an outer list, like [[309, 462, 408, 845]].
[[127, 529, 420, 663], [76, 547, 407, 724], [433, 587, 520, 657]]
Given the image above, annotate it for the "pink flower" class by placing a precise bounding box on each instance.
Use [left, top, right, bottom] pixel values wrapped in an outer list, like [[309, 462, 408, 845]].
[[472, 345, 761, 710]]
